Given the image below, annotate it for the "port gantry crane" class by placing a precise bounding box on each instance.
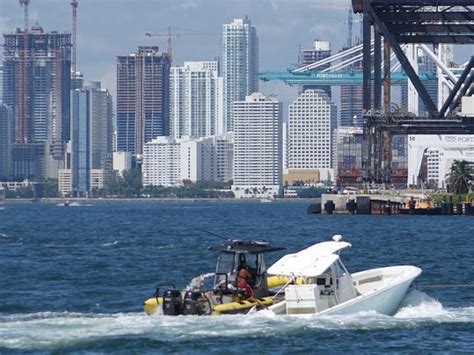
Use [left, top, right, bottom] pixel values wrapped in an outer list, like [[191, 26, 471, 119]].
[[353, 0, 474, 183]]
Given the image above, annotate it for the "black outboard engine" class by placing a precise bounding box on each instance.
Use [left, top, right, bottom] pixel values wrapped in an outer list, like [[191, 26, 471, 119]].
[[182, 291, 204, 315], [163, 290, 181, 316]]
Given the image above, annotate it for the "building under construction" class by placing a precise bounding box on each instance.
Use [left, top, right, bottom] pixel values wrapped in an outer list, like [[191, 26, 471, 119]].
[[116, 46, 171, 155], [2, 24, 71, 179]]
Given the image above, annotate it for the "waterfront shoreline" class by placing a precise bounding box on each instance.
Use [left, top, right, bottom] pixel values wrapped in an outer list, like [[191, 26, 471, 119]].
[[5, 197, 320, 204]]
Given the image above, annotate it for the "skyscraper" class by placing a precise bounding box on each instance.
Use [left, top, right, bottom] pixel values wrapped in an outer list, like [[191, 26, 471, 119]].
[[0, 66, 3, 103], [70, 84, 113, 196], [3, 25, 71, 178], [232, 93, 282, 198], [222, 17, 259, 132], [288, 90, 337, 176], [0, 104, 13, 178], [116, 46, 170, 155], [340, 49, 363, 127], [170, 61, 223, 139], [299, 40, 332, 96]]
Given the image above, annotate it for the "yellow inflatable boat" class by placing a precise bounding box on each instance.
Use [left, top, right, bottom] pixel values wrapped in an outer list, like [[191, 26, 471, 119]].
[[143, 239, 287, 316]]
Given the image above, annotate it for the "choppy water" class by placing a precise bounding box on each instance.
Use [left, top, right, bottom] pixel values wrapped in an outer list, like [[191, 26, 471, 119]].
[[0, 202, 473, 352]]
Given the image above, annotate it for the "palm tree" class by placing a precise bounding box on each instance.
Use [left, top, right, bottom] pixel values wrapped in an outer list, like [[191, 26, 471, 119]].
[[447, 160, 473, 194]]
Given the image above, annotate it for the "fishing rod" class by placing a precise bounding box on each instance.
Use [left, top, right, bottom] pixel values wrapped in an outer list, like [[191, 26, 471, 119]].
[[197, 229, 232, 242]]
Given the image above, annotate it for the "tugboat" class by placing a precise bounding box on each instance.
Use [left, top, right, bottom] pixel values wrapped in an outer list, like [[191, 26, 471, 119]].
[[143, 239, 287, 315], [399, 195, 442, 215]]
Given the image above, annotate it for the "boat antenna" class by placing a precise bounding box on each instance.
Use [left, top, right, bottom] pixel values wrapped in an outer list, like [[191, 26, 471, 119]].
[[197, 229, 231, 242]]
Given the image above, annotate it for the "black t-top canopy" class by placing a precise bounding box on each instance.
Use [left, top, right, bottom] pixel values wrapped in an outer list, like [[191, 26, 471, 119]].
[[210, 239, 285, 254]]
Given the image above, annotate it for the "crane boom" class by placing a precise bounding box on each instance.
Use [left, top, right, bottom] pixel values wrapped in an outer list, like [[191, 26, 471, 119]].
[[145, 28, 216, 62]]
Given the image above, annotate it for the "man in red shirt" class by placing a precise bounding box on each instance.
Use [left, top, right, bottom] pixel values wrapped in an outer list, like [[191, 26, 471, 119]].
[[236, 261, 254, 299]]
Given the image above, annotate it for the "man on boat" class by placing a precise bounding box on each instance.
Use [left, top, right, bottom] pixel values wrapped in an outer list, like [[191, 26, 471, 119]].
[[237, 261, 254, 299]]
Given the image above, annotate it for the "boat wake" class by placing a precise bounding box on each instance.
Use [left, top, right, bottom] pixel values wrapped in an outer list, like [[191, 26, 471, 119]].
[[0, 291, 472, 351], [101, 240, 119, 247]]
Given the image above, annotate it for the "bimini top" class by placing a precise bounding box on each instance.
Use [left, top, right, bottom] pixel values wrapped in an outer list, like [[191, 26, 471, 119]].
[[210, 239, 285, 254], [267, 236, 351, 277]]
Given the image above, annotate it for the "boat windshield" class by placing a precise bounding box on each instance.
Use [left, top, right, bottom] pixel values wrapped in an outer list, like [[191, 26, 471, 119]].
[[214, 253, 235, 287]]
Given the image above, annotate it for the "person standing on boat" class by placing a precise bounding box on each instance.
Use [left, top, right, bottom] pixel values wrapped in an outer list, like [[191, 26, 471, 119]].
[[237, 261, 254, 299]]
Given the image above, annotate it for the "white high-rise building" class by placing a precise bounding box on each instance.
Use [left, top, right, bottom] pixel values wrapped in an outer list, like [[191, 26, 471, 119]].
[[142, 134, 234, 186], [288, 89, 337, 177], [232, 93, 282, 198], [170, 61, 223, 139], [222, 17, 259, 132], [282, 122, 288, 171], [180, 138, 216, 182], [142, 137, 181, 186]]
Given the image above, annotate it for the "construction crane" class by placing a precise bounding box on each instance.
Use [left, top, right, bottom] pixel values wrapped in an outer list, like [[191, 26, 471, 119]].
[[71, 0, 78, 81], [19, 0, 30, 32], [145, 27, 215, 62]]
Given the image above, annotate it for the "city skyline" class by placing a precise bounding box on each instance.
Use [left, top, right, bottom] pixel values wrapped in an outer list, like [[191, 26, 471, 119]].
[[0, 0, 353, 104]]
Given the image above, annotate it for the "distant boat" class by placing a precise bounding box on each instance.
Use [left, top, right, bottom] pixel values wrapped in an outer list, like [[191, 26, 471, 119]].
[[57, 200, 70, 207], [399, 196, 442, 215], [260, 198, 272, 203]]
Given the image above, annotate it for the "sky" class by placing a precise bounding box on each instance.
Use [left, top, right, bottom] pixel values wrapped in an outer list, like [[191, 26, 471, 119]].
[[0, 0, 472, 114], [0, 0, 353, 108]]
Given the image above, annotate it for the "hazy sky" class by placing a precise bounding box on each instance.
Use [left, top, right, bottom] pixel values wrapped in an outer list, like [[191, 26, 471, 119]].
[[1, 0, 472, 112]]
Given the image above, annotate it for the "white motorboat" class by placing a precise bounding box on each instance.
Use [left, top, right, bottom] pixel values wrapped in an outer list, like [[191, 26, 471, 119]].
[[264, 235, 421, 316]]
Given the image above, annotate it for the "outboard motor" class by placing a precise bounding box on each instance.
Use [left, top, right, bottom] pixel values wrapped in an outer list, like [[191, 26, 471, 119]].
[[163, 290, 181, 316], [182, 291, 204, 315]]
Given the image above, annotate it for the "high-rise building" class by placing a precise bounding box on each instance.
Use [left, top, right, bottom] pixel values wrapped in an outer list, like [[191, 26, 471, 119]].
[[0, 66, 3, 103], [340, 48, 363, 127], [222, 17, 259, 132], [232, 93, 282, 198], [142, 136, 182, 187], [70, 84, 113, 195], [288, 90, 337, 178], [3, 25, 71, 178], [116, 46, 170, 155], [299, 40, 332, 96], [340, 85, 364, 127], [282, 122, 288, 171], [142, 133, 234, 186], [0, 104, 13, 178], [71, 70, 84, 90], [170, 61, 223, 138], [214, 132, 234, 183]]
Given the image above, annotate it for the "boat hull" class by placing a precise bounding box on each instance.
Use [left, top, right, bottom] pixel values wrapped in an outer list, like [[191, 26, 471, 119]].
[[266, 265, 421, 316], [399, 208, 442, 215]]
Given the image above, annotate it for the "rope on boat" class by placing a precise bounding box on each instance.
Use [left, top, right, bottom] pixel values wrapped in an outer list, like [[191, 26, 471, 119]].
[[415, 283, 474, 289]]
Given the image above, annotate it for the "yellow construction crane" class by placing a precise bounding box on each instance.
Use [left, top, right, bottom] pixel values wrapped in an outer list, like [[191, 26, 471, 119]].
[[145, 27, 215, 62]]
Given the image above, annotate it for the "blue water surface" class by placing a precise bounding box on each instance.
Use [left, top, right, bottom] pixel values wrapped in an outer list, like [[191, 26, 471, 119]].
[[0, 202, 473, 352]]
